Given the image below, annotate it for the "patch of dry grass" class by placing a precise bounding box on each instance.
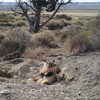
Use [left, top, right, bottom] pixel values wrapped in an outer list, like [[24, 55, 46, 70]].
[[30, 31, 57, 48], [16, 21, 26, 27], [22, 47, 50, 60], [64, 13, 100, 55], [65, 32, 90, 55], [46, 19, 70, 30], [55, 14, 72, 20]]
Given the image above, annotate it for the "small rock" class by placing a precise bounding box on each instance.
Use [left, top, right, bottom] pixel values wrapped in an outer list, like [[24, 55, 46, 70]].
[[1, 90, 10, 95], [58, 57, 62, 60], [0, 78, 6, 82], [22, 80, 26, 84], [6, 84, 12, 89], [26, 78, 33, 85], [13, 75, 19, 79]]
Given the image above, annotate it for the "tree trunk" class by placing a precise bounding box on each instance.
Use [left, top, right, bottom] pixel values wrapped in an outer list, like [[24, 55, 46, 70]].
[[25, 14, 35, 32], [34, 9, 41, 33]]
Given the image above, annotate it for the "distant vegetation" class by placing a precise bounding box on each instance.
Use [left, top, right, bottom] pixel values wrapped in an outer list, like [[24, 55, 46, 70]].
[[0, 2, 100, 60]]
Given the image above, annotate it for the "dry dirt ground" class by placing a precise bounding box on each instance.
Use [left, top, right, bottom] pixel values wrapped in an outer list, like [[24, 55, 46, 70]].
[[0, 51, 100, 100]]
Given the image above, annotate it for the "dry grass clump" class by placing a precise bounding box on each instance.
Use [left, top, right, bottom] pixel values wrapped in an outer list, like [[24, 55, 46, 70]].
[[0, 13, 15, 26], [0, 40, 26, 59], [30, 31, 57, 48], [0, 13, 14, 23], [16, 21, 26, 27], [79, 16, 93, 21], [54, 26, 80, 42], [0, 29, 30, 59], [5, 28, 31, 44], [86, 13, 100, 50], [22, 47, 50, 60], [0, 22, 14, 26], [64, 13, 100, 55], [65, 32, 90, 55], [20, 16, 27, 21], [55, 14, 72, 20], [46, 19, 70, 30]]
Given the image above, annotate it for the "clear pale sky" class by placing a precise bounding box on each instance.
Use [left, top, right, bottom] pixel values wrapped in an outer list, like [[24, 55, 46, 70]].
[[2, 0, 100, 2]]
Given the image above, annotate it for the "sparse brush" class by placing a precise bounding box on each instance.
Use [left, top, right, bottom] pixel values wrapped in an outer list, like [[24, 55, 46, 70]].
[[55, 14, 72, 20], [0, 22, 14, 26], [0, 29, 31, 59], [30, 31, 57, 48], [54, 26, 80, 42], [0, 40, 26, 58], [5, 28, 31, 44], [46, 19, 70, 30], [22, 47, 49, 60], [20, 16, 27, 20], [0, 13, 14, 23], [16, 21, 26, 26], [85, 12, 100, 50], [65, 32, 90, 55]]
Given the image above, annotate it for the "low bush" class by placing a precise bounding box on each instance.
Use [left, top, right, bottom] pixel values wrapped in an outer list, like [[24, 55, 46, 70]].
[[0, 22, 14, 26], [65, 32, 90, 55], [31, 31, 57, 48], [16, 21, 26, 26], [22, 47, 49, 60], [55, 14, 72, 20], [46, 19, 70, 30], [86, 13, 100, 50], [0, 40, 26, 58]]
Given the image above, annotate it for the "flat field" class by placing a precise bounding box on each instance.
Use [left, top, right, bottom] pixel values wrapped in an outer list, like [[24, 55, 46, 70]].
[[0, 2, 100, 16]]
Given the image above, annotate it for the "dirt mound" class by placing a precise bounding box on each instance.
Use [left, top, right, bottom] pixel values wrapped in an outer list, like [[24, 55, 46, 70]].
[[0, 51, 100, 100]]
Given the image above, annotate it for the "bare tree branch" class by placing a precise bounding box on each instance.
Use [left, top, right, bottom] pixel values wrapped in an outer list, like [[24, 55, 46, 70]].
[[11, 0, 72, 33], [25, 2, 36, 12], [40, 0, 72, 29]]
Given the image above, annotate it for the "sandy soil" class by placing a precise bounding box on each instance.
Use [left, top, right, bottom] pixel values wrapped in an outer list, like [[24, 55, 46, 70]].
[[0, 51, 100, 100]]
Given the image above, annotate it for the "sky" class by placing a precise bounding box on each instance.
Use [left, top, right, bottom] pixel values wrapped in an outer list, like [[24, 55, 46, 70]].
[[2, 0, 100, 2]]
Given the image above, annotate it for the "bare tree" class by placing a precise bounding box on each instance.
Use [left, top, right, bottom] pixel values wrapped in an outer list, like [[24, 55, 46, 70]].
[[11, 0, 72, 33]]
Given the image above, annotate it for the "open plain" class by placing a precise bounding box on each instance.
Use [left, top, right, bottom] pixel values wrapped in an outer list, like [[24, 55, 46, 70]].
[[0, 2, 100, 100]]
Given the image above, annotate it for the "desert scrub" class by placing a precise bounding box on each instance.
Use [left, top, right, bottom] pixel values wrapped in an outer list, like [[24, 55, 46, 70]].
[[54, 26, 80, 42], [5, 28, 31, 44], [16, 21, 26, 26], [20, 16, 27, 20], [46, 19, 70, 30], [85, 13, 100, 50], [0, 40, 26, 58], [22, 47, 50, 60], [79, 16, 93, 21], [30, 31, 57, 48], [55, 14, 72, 20], [65, 32, 90, 55], [0, 22, 14, 26], [0, 13, 14, 23]]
